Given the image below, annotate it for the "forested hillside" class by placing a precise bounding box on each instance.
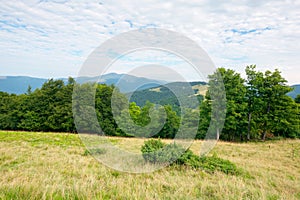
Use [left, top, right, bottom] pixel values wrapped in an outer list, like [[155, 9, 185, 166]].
[[0, 66, 299, 141], [128, 81, 206, 114]]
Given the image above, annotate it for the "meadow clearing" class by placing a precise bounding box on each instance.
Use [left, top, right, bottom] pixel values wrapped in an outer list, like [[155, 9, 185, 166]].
[[0, 131, 299, 199]]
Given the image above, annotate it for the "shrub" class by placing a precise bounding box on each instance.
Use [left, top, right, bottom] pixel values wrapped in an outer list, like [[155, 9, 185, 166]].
[[141, 139, 245, 175], [83, 148, 106, 156], [141, 139, 188, 164], [198, 154, 241, 175], [141, 139, 165, 163], [158, 143, 186, 164]]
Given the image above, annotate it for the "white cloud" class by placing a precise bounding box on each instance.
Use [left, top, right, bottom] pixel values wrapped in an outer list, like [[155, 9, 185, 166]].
[[0, 0, 299, 84]]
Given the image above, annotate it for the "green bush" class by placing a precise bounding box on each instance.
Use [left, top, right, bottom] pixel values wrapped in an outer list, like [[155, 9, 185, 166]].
[[83, 148, 106, 156], [158, 143, 186, 164], [177, 149, 201, 166], [198, 154, 241, 175], [141, 139, 244, 175], [141, 139, 187, 164], [141, 139, 165, 163]]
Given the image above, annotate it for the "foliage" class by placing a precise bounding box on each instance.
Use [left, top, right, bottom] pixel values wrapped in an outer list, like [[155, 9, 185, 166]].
[[245, 66, 298, 140], [198, 68, 246, 141], [141, 139, 165, 163], [198, 66, 299, 141], [141, 139, 242, 175], [295, 94, 300, 104], [83, 148, 107, 156], [0, 66, 299, 141], [198, 154, 241, 175], [141, 139, 189, 164], [129, 81, 206, 113]]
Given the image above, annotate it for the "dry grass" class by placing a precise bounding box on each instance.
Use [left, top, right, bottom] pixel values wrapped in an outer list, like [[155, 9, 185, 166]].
[[0, 131, 299, 199], [192, 85, 208, 96]]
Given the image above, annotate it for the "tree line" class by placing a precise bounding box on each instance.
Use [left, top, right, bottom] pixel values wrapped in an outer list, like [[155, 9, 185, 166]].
[[0, 66, 299, 141]]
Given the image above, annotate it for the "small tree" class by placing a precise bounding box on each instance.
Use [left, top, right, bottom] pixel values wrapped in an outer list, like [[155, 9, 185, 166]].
[[295, 94, 300, 104]]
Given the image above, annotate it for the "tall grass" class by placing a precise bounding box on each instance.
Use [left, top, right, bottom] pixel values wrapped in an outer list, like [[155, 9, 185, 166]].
[[0, 131, 299, 199]]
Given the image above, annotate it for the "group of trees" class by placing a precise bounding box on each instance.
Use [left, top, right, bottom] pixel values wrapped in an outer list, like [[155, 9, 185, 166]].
[[198, 65, 299, 141], [0, 77, 183, 138], [0, 65, 299, 141], [0, 78, 76, 132]]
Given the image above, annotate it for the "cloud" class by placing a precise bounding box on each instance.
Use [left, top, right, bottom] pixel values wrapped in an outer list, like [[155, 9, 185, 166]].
[[0, 0, 299, 84]]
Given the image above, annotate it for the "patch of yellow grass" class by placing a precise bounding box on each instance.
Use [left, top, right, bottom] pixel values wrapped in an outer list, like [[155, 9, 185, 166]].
[[149, 87, 161, 92], [192, 85, 208, 96]]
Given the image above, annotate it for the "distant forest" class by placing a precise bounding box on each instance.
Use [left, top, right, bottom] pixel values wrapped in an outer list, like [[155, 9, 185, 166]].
[[0, 65, 299, 141]]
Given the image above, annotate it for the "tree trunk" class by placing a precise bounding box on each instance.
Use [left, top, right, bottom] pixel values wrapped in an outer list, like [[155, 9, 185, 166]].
[[216, 128, 220, 140], [262, 131, 267, 141], [262, 102, 271, 141], [247, 112, 252, 141]]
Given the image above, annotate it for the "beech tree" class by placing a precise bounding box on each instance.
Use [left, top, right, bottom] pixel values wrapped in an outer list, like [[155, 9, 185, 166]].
[[245, 65, 264, 140], [245, 66, 297, 140]]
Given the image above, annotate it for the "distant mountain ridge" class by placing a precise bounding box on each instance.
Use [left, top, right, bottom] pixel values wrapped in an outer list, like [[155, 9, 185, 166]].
[[288, 84, 300, 99], [0, 73, 167, 94], [0, 76, 46, 95], [0, 74, 299, 99]]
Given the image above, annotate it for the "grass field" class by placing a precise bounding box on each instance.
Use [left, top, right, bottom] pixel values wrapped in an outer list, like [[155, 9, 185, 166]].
[[0, 131, 299, 199]]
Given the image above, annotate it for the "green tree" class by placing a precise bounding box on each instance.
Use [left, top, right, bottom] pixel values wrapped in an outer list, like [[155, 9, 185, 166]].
[[197, 68, 247, 140], [18, 79, 73, 132], [198, 68, 226, 140], [258, 69, 293, 140], [220, 68, 248, 141], [295, 95, 300, 137], [26, 85, 32, 95], [95, 84, 128, 136], [245, 66, 298, 140], [245, 65, 264, 140], [0, 92, 22, 130], [295, 94, 300, 104], [272, 95, 299, 138], [48, 77, 75, 132], [155, 105, 180, 138], [73, 83, 101, 133]]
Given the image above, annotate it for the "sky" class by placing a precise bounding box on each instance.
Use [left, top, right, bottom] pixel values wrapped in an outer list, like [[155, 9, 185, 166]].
[[0, 0, 299, 84]]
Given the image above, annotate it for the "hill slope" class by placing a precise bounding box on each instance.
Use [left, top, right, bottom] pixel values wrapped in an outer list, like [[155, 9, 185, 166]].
[[128, 81, 207, 109]]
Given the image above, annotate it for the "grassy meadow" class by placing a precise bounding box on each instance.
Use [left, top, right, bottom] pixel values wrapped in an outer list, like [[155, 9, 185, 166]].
[[0, 131, 299, 199]]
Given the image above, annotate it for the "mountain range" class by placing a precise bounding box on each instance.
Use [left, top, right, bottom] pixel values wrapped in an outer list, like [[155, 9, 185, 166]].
[[0, 73, 166, 94], [0, 74, 299, 100]]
